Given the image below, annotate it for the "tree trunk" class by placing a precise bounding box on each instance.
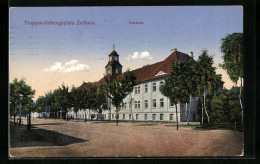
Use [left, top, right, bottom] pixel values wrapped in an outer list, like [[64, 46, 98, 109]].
[[116, 110, 119, 126], [239, 77, 243, 125], [85, 110, 87, 123], [29, 112, 31, 130], [175, 104, 178, 130], [89, 109, 91, 121], [14, 115, 16, 126], [188, 94, 191, 125], [203, 91, 210, 124], [185, 103, 189, 125], [201, 100, 203, 124]]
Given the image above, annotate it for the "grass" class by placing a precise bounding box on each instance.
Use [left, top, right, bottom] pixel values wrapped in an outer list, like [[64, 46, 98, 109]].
[[34, 117, 242, 130], [196, 122, 244, 131]]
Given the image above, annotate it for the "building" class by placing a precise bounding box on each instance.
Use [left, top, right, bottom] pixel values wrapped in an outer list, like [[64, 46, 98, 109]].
[[68, 48, 201, 122]]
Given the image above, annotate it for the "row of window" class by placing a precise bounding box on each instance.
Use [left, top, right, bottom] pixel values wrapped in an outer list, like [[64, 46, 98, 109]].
[[112, 113, 174, 121], [122, 98, 175, 109], [134, 81, 164, 94]]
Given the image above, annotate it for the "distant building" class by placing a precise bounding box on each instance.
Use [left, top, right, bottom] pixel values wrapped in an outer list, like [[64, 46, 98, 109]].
[[68, 48, 208, 122]]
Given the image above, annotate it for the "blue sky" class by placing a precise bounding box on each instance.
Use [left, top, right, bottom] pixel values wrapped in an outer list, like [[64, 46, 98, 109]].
[[9, 6, 243, 99]]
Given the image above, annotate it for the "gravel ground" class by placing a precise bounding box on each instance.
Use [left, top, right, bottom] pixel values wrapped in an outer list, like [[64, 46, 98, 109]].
[[9, 117, 244, 158]]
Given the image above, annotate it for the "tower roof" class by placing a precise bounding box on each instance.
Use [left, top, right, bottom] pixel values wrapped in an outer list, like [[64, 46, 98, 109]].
[[109, 50, 119, 56]]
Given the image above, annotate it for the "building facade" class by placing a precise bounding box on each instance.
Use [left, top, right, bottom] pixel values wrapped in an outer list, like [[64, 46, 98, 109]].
[[67, 48, 202, 122]]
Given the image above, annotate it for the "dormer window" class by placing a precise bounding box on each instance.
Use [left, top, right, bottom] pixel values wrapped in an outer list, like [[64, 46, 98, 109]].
[[155, 70, 167, 76]]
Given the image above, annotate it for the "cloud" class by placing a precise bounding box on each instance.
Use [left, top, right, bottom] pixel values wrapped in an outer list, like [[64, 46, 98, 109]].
[[43, 62, 65, 72], [63, 64, 90, 73], [65, 60, 79, 66], [126, 51, 153, 60], [43, 60, 90, 73]]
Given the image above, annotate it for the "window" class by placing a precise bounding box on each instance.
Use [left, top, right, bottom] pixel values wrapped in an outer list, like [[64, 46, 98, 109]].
[[160, 98, 164, 107], [170, 100, 174, 107], [170, 114, 173, 120], [160, 114, 163, 120], [159, 81, 164, 88], [114, 56, 118, 61], [135, 87, 138, 94], [112, 114, 114, 119], [136, 114, 139, 120], [153, 83, 156, 92], [116, 68, 118, 74], [144, 100, 148, 109], [135, 101, 140, 109], [145, 84, 148, 93], [138, 86, 140, 94], [153, 99, 156, 108], [153, 114, 156, 120], [145, 114, 148, 120], [123, 114, 125, 120], [122, 102, 127, 109], [109, 56, 112, 61], [129, 114, 132, 119], [193, 114, 196, 120]]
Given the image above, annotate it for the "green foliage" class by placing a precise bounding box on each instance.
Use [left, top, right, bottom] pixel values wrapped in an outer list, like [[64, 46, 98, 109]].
[[52, 84, 70, 112], [210, 87, 242, 125], [35, 96, 46, 113], [70, 86, 84, 113], [196, 50, 222, 96], [97, 83, 109, 111], [220, 33, 243, 83], [106, 70, 136, 110], [161, 61, 189, 105], [81, 83, 99, 111], [9, 78, 35, 115]]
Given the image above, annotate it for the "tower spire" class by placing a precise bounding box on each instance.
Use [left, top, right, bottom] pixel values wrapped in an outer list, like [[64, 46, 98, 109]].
[[113, 44, 115, 51]]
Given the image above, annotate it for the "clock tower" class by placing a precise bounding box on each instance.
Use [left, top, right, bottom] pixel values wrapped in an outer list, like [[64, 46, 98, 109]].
[[105, 49, 122, 76]]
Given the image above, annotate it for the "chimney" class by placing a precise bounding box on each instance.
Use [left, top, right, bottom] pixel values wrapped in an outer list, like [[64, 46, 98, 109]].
[[189, 51, 193, 58], [171, 48, 177, 53]]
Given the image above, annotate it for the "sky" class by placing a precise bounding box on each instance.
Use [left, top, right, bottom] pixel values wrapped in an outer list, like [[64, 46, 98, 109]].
[[9, 6, 243, 100]]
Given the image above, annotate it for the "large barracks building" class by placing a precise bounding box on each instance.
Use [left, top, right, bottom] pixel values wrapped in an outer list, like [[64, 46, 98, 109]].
[[68, 48, 200, 122]]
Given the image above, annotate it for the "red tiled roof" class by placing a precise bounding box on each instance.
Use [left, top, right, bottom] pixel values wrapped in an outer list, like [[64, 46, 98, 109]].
[[80, 50, 192, 88], [131, 51, 192, 83]]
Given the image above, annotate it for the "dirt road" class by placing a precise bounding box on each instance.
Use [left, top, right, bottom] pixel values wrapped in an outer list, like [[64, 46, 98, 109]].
[[9, 118, 243, 157]]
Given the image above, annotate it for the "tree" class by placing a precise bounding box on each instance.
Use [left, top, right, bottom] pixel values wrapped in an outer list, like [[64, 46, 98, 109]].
[[179, 59, 198, 125], [105, 70, 136, 125], [210, 87, 242, 126], [97, 83, 109, 114], [220, 33, 243, 125], [81, 83, 99, 122], [52, 84, 70, 121], [160, 60, 193, 130], [9, 78, 35, 125], [35, 96, 46, 114], [70, 86, 84, 121], [196, 50, 222, 124]]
